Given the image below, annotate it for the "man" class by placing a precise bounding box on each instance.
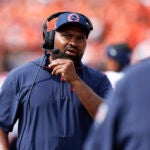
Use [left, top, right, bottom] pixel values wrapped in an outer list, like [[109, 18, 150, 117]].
[[104, 43, 132, 88], [0, 12, 112, 150], [105, 43, 131, 72], [84, 58, 150, 150]]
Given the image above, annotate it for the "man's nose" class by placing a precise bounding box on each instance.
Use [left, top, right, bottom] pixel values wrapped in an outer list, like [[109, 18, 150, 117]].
[[68, 38, 77, 46]]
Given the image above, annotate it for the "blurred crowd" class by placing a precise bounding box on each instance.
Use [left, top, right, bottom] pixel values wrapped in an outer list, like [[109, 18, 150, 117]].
[[0, 0, 150, 86], [0, 0, 150, 85], [1, 1, 150, 149], [0, 0, 150, 73]]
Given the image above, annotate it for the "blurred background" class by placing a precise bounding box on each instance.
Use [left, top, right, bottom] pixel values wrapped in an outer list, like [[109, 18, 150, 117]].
[[1, 0, 150, 81]]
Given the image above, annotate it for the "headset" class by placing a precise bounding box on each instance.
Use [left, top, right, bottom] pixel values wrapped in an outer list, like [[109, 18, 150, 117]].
[[42, 11, 93, 51]]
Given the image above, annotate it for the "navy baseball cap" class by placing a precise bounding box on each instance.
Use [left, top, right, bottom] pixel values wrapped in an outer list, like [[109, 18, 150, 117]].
[[106, 43, 131, 66], [54, 12, 92, 36]]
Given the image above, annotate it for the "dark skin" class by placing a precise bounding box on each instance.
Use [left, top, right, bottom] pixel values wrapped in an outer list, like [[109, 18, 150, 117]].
[[0, 25, 104, 150], [49, 25, 104, 118], [105, 57, 121, 72], [0, 129, 9, 150]]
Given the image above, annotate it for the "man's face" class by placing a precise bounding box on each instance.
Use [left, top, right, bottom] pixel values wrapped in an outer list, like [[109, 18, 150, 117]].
[[105, 57, 120, 72], [53, 25, 87, 64]]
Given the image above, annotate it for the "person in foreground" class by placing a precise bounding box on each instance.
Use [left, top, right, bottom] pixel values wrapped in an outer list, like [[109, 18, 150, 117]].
[[83, 57, 150, 150], [0, 11, 112, 150]]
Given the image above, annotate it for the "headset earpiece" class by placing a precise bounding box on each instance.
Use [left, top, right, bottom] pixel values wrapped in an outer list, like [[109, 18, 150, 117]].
[[42, 30, 55, 50]]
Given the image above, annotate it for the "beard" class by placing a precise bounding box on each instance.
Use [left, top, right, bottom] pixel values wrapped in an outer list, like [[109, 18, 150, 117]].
[[62, 53, 82, 67], [51, 49, 83, 67]]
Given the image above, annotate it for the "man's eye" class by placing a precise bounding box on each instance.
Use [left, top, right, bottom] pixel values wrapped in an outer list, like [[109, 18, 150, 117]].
[[77, 37, 85, 42], [62, 34, 70, 38]]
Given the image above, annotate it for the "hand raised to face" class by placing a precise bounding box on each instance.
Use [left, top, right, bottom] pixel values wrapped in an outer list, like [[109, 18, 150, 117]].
[[48, 58, 79, 83]]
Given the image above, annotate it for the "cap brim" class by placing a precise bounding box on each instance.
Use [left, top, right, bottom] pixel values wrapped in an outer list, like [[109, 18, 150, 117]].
[[55, 22, 89, 36]]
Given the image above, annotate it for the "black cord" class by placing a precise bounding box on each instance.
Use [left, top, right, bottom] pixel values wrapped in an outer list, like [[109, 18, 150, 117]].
[[18, 54, 47, 150]]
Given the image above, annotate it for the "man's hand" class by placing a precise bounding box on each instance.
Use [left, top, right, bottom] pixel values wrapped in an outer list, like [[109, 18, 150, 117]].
[[49, 58, 79, 83]]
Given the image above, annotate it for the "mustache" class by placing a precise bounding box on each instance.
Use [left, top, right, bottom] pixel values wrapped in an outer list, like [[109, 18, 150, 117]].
[[51, 48, 81, 66]]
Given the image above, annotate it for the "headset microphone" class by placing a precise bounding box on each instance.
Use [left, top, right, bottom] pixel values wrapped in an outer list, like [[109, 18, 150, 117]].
[[51, 49, 60, 54], [51, 49, 67, 60]]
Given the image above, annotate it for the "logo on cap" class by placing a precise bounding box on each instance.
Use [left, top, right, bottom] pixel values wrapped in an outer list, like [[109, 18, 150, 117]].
[[68, 13, 79, 22]]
